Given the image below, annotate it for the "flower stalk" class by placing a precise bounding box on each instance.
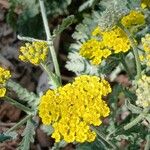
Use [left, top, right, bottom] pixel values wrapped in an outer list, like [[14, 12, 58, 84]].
[[4, 96, 33, 114], [5, 114, 32, 134], [39, 0, 61, 84], [41, 63, 61, 88], [118, 23, 142, 80]]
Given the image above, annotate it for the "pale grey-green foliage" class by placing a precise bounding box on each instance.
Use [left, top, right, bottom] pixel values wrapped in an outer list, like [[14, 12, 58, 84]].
[[18, 119, 35, 150], [65, 14, 100, 75], [65, 52, 100, 75], [72, 14, 98, 42], [41, 125, 54, 136], [53, 15, 75, 36], [97, 0, 130, 30], [78, 0, 98, 12], [6, 80, 39, 108], [51, 140, 67, 150]]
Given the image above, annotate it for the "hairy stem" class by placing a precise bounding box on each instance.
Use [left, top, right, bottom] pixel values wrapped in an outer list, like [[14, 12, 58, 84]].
[[4, 96, 33, 114], [18, 35, 46, 43], [118, 23, 141, 80], [39, 0, 61, 84], [5, 114, 32, 134], [41, 63, 60, 88]]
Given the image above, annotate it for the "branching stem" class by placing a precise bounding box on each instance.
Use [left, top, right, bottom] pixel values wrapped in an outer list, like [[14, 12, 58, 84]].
[[39, 0, 61, 84]]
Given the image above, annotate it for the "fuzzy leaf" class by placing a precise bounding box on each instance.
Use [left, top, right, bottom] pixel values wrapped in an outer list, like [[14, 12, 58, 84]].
[[6, 80, 39, 109], [125, 99, 143, 114], [18, 119, 35, 150], [41, 125, 54, 135], [51, 140, 67, 150], [78, 0, 97, 12], [53, 15, 75, 35]]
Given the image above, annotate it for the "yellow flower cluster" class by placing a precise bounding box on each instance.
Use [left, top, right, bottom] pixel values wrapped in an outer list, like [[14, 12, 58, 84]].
[[101, 27, 131, 53], [140, 34, 150, 66], [121, 10, 145, 28], [19, 41, 48, 65], [79, 26, 130, 65], [0, 67, 11, 97], [39, 75, 111, 143], [79, 39, 111, 65], [136, 75, 150, 108], [141, 0, 150, 8]]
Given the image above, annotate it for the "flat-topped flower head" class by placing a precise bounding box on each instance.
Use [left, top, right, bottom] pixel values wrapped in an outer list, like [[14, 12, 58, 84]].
[[19, 41, 48, 65], [136, 75, 150, 108], [101, 27, 131, 53], [79, 39, 111, 65], [39, 75, 111, 143], [121, 10, 145, 28], [0, 67, 11, 97], [79, 26, 131, 65]]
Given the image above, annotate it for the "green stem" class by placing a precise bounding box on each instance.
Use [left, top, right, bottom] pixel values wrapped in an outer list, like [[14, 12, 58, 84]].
[[4, 96, 33, 114], [39, 0, 61, 84], [91, 126, 117, 149], [144, 135, 150, 150], [5, 114, 32, 134], [17, 35, 46, 43], [41, 63, 60, 88], [124, 108, 149, 130], [118, 23, 141, 80]]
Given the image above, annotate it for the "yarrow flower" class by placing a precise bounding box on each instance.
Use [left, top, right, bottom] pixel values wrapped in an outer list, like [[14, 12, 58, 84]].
[[0, 67, 11, 97], [79, 26, 131, 65], [136, 75, 150, 108], [101, 27, 131, 53], [19, 41, 48, 65], [79, 39, 111, 65], [39, 75, 111, 143], [141, 0, 150, 9], [140, 34, 150, 66], [121, 10, 145, 28]]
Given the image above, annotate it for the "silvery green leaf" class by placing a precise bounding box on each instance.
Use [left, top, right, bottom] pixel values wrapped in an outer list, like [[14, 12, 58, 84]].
[[18, 119, 35, 150], [79, 0, 97, 12], [65, 52, 100, 75], [125, 99, 143, 114], [53, 15, 75, 35], [41, 125, 54, 135]]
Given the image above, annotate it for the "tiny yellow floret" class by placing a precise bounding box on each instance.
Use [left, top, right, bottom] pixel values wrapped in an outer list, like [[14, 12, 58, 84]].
[[0, 67, 11, 97], [79, 39, 111, 65], [39, 75, 111, 143], [19, 41, 48, 65], [121, 10, 145, 28], [102, 27, 131, 53]]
